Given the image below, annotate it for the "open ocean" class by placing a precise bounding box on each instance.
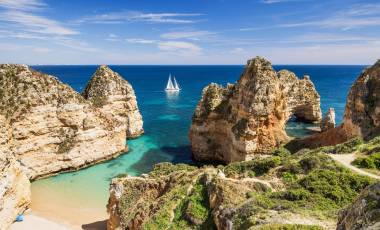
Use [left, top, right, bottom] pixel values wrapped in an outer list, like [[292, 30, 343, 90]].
[[30, 65, 366, 218]]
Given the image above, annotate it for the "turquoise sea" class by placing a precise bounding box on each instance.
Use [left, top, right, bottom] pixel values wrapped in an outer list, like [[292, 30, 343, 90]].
[[30, 65, 366, 222]]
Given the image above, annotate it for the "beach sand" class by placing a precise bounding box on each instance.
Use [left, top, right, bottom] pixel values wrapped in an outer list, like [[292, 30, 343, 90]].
[[10, 211, 107, 230], [10, 182, 109, 230]]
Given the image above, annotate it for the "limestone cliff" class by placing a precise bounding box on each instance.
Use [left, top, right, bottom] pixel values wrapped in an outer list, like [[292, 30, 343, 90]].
[[189, 57, 321, 163], [0, 64, 142, 179], [337, 183, 380, 230], [0, 115, 31, 229], [83, 65, 143, 138], [287, 60, 380, 150], [107, 146, 375, 230]]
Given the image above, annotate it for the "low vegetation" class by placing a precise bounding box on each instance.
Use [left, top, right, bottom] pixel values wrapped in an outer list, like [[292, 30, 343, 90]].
[[112, 136, 380, 229]]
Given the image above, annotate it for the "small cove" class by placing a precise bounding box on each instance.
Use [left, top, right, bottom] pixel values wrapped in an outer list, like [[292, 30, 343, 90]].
[[30, 65, 365, 226]]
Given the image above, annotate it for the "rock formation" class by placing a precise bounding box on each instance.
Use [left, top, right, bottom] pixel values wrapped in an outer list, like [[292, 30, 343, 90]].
[[83, 65, 143, 138], [287, 60, 380, 150], [107, 147, 374, 230], [320, 108, 336, 132], [0, 64, 143, 179], [0, 115, 31, 229], [189, 57, 321, 163], [337, 183, 380, 230]]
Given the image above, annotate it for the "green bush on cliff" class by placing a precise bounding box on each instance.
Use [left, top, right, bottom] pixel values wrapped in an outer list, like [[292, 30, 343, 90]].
[[224, 156, 281, 177], [150, 162, 197, 178], [353, 152, 380, 169], [331, 137, 364, 154]]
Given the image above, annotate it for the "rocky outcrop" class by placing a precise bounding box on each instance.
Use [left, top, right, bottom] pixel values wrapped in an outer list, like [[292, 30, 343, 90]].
[[0, 115, 31, 229], [337, 183, 380, 230], [320, 108, 336, 132], [107, 147, 375, 230], [83, 65, 143, 138], [287, 60, 380, 150], [0, 64, 142, 179], [189, 57, 321, 163]]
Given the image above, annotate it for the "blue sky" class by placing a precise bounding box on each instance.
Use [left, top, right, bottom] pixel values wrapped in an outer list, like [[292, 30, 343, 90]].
[[0, 0, 379, 64]]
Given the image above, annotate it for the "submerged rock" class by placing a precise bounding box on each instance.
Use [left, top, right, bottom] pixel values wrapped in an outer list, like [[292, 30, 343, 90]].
[[337, 183, 380, 230], [189, 57, 321, 163], [83, 65, 143, 138], [320, 108, 336, 132], [0, 64, 142, 179]]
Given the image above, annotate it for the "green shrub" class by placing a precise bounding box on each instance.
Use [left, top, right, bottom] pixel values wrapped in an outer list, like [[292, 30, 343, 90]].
[[224, 156, 281, 177], [272, 147, 291, 157], [299, 156, 321, 173], [332, 137, 363, 154], [352, 152, 380, 170], [353, 157, 376, 169]]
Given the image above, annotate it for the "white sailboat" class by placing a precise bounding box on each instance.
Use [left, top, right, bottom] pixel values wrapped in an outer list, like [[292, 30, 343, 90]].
[[165, 74, 181, 91]]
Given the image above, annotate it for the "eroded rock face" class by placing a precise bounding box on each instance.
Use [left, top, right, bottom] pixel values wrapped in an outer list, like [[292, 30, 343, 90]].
[[0, 64, 142, 179], [337, 183, 380, 230], [320, 108, 336, 132], [83, 65, 143, 138], [287, 60, 380, 150], [0, 115, 31, 229], [189, 57, 321, 163]]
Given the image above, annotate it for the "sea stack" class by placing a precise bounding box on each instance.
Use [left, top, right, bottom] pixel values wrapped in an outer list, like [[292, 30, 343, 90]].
[[288, 60, 380, 150], [83, 65, 144, 138], [0, 64, 142, 179], [189, 57, 321, 163], [320, 108, 336, 132]]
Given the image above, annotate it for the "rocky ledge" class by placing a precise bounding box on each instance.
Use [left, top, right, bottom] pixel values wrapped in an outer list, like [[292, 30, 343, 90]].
[[0, 64, 143, 179], [287, 60, 380, 151], [189, 57, 321, 163], [107, 141, 377, 230], [0, 115, 31, 229], [337, 182, 380, 230]]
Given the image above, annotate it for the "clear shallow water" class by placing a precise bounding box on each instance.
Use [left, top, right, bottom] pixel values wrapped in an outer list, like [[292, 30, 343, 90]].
[[30, 65, 366, 217]]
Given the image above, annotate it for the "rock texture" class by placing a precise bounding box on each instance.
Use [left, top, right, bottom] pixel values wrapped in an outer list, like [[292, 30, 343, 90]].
[[320, 108, 336, 132], [0, 114, 31, 229], [107, 147, 374, 230], [287, 60, 380, 150], [83, 65, 143, 138], [189, 57, 321, 163], [337, 183, 380, 230], [0, 64, 143, 179]]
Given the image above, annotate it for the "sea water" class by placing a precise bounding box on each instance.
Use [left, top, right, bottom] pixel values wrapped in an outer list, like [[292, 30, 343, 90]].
[[30, 65, 365, 223]]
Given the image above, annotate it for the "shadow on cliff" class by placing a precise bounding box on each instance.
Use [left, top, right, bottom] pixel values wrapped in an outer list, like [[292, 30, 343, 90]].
[[82, 219, 107, 230], [129, 145, 194, 174]]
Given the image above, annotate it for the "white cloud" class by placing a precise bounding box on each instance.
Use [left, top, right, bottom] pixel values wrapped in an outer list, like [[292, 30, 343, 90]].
[[126, 38, 157, 44], [0, 0, 78, 36], [77, 11, 204, 24], [0, 10, 78, 35], [0, 0, 45, 10], [230, 47, 244, 54], [160, 31, 216, 40], [281, 3, 380, 30], [158, 41, 202, 56]]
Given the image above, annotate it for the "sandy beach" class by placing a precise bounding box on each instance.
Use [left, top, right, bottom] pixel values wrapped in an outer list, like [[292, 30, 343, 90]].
[[10, 211, 107, 230]]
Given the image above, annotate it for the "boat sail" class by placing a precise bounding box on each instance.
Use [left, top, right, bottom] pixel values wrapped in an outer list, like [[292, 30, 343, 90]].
[[165, 74, 180, 91], [173, 77, 180, 90]]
